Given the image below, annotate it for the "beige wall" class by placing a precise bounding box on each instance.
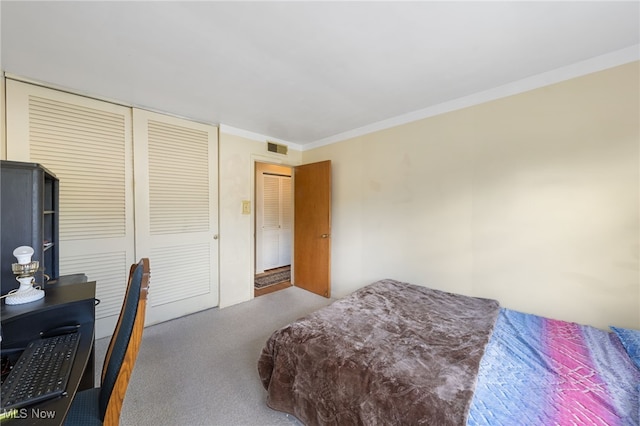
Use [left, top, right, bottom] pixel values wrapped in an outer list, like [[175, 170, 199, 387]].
[[303, 61, 640, 329], [2, 62, 637, 329], [218, 132, 301, 307]]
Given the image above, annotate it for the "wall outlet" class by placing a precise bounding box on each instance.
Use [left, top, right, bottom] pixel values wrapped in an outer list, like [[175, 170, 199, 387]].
[[242, 200, 251, 215]]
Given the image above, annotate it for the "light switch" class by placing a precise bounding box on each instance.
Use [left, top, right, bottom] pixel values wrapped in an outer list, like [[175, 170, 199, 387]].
[[242, 200, 251, 215]]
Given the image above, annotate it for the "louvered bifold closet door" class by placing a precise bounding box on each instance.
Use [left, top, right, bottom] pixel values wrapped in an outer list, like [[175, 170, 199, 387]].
[[279, 176, 293, 267], [260, 175, 281, 271], [133, 109, 219, 325], [5, 80, 135, 339], [257, 174, 292, 272]]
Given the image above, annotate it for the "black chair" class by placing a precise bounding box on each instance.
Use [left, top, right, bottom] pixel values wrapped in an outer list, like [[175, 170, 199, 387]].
[[64, 258, 150, 426]]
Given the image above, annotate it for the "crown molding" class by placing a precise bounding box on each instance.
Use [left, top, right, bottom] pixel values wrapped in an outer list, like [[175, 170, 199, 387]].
[[303, 44, 640, 151], [219, 124, 302, 151]]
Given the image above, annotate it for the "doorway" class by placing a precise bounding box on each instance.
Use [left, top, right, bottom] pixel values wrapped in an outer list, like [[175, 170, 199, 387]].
[[252, 159, 332, 299], [254, 162, 293, 296]]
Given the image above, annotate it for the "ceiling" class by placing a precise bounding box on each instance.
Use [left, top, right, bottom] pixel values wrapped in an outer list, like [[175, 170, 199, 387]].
[[1, 2, 639, 149]]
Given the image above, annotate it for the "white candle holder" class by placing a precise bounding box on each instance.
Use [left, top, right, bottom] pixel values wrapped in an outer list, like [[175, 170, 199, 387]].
[[5, 246, 45, 305]]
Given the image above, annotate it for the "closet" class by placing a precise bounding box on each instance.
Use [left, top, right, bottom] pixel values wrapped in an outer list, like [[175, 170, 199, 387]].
[[5, 79, 219, 338], [256, 163, 292, 273]]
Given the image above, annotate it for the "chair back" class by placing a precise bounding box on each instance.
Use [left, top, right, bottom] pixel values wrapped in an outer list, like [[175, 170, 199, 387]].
[[99, 258, 150, 425]]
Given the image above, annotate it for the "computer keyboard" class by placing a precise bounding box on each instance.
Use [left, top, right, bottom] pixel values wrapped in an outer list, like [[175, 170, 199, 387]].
[[1, 332, 80, 411]]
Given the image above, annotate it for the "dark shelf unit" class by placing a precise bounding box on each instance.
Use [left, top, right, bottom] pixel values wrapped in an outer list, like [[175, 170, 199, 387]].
[[1, 160, 59, 295]]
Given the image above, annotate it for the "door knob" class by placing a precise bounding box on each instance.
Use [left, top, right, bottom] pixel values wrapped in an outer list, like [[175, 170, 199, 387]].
[[321, 234, 330, 238], [213, 234, 219, 240]]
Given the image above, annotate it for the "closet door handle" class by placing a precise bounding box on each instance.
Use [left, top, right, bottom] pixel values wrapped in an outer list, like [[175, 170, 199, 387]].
[[321, 234, 330, 238]]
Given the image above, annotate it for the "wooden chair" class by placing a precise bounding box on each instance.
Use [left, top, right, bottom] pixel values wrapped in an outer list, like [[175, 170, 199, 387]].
[[64, 258, 150, 426]]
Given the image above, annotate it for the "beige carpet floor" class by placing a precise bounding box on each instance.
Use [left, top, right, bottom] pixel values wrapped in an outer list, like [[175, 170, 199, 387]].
[[94, 286, 333, 425]]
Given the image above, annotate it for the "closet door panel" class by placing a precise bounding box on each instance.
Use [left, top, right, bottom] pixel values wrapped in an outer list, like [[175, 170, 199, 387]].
[[133, 109, 219, 325], [279, 176, 293, 266], [1, 77, 6, 160], [256, 170, 292, 272], [261, 174, 281, 271], [5, 79, 135, 339]]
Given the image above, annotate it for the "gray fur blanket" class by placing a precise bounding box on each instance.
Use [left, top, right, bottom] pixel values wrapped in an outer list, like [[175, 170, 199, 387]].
[[258, 279, 500, 425]]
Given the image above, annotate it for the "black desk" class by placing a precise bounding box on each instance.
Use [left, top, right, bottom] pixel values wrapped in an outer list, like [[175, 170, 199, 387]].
[[1, 281, 96, 425]]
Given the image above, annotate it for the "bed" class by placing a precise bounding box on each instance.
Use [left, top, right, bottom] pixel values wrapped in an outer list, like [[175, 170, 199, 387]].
[[258, 279, 640, 425]]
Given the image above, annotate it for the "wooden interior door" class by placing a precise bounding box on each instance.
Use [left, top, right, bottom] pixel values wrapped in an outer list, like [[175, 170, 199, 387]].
[[294, 160, 331, 297]]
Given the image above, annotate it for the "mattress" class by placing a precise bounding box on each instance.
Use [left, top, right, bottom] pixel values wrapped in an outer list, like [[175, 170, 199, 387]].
[[258, 279, 640, 425]]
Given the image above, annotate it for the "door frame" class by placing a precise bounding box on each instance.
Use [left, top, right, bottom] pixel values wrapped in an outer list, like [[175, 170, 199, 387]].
[[250, 155, 299, 300]]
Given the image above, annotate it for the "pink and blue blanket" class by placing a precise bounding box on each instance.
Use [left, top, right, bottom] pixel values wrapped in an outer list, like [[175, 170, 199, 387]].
[[468, 309, 640, 425]]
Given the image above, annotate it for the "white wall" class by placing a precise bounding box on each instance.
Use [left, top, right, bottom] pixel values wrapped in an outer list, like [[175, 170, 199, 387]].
[[302, 62, 640, 330], [218, 132, 301, 307]]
